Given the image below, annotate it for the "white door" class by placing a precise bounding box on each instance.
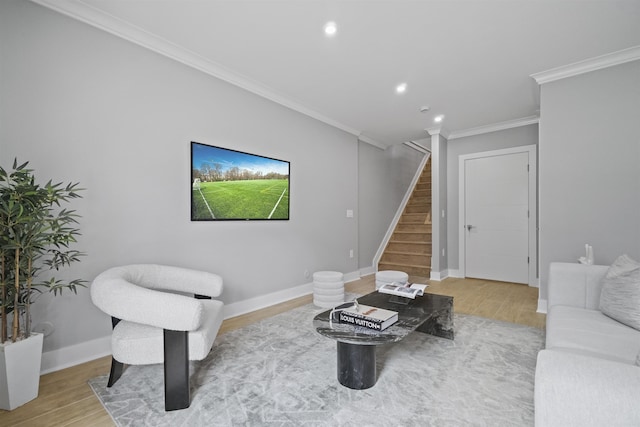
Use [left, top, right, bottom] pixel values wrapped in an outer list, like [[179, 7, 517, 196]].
[[463, 151, 530, 284]]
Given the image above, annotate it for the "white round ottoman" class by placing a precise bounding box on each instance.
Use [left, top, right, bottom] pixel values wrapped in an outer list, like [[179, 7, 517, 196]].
[[313, 271, 344, 308], [375, 270, 409, 289]]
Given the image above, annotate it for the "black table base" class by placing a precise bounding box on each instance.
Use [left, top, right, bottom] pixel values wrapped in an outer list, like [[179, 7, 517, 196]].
[[337, 342, 376, 389], [314, 291, 454, 390]]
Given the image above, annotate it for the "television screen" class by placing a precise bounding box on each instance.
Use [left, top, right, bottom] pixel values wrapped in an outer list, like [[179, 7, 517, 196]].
[[191, 141, 290, 221]]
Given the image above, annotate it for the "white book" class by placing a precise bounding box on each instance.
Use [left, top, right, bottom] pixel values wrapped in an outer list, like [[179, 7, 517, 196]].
[[378, 282, 428, 299]]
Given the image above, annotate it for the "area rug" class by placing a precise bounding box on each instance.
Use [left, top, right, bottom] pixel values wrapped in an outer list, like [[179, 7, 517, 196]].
[[89, 299, 544, 427]]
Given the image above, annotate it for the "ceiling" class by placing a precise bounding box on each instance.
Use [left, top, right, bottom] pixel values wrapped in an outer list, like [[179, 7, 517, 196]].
[[33, 0, 640, 148]]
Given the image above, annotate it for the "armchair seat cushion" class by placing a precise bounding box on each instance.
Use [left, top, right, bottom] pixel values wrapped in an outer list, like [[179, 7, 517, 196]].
[[546, 304, 640, 365], [112, 299, 224, 365]]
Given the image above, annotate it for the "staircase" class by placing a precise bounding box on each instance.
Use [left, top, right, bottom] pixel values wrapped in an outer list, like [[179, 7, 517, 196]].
[[378, 158, 432, 279]]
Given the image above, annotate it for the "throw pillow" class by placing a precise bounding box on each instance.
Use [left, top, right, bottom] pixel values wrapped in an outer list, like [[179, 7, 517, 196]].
[[600, 254, 640, 331]]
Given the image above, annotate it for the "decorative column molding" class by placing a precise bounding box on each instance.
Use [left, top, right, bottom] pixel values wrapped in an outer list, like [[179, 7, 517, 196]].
[[426, 126, 450, 139], [425, 129, 449, 281]]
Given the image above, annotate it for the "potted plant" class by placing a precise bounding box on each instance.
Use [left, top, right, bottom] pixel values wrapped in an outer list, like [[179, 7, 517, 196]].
[[0, 159, 86, 410]]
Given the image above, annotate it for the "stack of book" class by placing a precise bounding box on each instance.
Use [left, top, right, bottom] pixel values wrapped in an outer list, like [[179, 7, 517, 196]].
[[338, 304, 398, 331]]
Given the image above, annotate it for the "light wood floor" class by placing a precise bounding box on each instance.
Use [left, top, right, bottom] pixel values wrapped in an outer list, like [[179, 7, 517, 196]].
[[1, 276, 545, 426]]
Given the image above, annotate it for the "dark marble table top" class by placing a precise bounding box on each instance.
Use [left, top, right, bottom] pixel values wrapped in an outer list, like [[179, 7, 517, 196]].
[[313, 291, 454, 346]]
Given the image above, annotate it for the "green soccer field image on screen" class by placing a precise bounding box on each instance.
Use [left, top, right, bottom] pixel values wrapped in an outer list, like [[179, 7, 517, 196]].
[[191, 142, 290, 221]]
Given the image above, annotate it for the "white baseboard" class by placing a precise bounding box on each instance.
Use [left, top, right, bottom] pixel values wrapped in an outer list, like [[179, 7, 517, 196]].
[[222, 281, 314, 319], [41, 269, 364, 374], [344, 270, 362, 283], [430, 269, 450, 281], [537, 299, 548, 314], [41, 336, 111, 375], [222, 269, 361, 319], [358, 266, 375, 277], [447, 269, 463, 278]]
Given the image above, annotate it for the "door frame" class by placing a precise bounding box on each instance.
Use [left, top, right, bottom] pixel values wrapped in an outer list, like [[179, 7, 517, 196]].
[[458, 145, 537, 286]]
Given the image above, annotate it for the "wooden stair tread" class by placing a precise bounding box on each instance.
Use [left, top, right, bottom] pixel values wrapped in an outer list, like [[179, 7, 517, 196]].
[[393, 230, 431, 234], [384, 250, 432, 256], [380, 261, 430, 268], [388, 240, 430, 244]]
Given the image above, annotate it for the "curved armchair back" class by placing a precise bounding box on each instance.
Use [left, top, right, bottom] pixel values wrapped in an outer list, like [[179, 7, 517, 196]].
[[91, 264, 223, 331]]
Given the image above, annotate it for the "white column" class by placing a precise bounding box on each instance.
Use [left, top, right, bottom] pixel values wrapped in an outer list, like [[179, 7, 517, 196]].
[[426, 128, 449, 280]]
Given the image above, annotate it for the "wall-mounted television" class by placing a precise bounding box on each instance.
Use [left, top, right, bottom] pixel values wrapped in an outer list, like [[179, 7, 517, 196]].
[[191, 141, 290, 221]]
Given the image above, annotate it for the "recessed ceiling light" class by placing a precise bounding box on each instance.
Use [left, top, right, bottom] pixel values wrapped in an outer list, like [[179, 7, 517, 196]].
[[396, 83, 407, 94], [434, 114, 445, 123], [324, 21, 337, 36]]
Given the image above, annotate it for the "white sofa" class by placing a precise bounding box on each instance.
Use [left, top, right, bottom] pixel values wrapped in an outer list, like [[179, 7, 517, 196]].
[[535, 262, 640, 426]]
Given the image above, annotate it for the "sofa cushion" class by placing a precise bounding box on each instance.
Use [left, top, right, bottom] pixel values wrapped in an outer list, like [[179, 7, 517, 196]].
[[535, 349, 640, 427], [546, 305, 640, 364], [600, 254, 640, 331]]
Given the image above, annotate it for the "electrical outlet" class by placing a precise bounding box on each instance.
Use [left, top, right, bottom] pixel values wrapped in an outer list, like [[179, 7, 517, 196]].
[[346, 209, 354, 218], [349, 249, 354, 258], [33, 321, 55, 337], [304, 270, 310, 279]]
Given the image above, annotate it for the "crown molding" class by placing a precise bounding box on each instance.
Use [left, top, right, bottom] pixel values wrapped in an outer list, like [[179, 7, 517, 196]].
[[358, 133, 387, 150], [448, 115, 539, 140], [531, 45, 640, 85], [29, 0, 387, 148], [425, 127, 450, 139]]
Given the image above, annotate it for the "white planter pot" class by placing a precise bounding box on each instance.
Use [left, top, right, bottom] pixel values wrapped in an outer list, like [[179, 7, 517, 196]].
[[0, 332, 44, 410]]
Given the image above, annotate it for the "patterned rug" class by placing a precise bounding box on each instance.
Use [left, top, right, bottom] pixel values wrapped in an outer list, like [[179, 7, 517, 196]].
[[89, 299, 544, 426]]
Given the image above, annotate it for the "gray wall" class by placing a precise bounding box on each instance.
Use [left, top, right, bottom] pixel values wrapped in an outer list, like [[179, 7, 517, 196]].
[[446, 125, 539, 272], [357, 142, 425, 269], [0, 1, 411, 355], [538, 60, 640, 301]]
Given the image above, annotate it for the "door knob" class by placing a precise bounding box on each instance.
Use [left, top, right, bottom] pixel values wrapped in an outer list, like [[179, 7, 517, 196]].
[[466, 224, 475, 231]]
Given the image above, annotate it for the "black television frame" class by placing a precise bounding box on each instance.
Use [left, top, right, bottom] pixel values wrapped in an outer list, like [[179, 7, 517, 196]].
[[190, 141, 290, 221]]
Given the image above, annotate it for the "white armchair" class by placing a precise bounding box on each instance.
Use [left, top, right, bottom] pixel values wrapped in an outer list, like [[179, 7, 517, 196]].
[[91, 264, 224, 411]]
